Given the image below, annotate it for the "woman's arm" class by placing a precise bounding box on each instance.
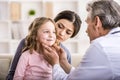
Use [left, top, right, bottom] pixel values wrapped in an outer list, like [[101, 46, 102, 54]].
[[6, 38, 25, 80]]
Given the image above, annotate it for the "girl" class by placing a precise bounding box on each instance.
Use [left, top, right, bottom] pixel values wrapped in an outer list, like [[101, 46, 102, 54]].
[[13, 17, 56, 80]]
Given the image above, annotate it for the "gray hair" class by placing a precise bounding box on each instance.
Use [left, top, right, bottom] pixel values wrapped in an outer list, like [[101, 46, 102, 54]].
[[86, 0, 120, 29]]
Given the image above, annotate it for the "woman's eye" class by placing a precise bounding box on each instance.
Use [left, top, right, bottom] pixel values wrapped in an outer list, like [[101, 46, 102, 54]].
[[58, 24, 63, 29], [66, 31, 72, 35], [66, 32, 71, 35]]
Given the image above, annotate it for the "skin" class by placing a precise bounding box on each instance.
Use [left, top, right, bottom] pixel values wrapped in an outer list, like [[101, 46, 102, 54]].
[[55, 19, 74, 42], [36, 21, 56, 46], [42, 44, 72, 73]]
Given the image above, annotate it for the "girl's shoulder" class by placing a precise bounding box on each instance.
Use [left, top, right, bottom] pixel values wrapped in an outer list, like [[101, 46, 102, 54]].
[[22, 50, 39, 56], [21, 50, 31, 56]]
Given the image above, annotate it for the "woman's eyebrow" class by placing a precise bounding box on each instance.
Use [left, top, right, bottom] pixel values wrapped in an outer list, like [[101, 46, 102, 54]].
[[59, 22, 73, 32], [59, 22, 64, 27]]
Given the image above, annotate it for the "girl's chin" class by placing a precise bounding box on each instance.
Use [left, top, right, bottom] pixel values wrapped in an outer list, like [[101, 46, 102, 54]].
[[44, 43, 54, 46]]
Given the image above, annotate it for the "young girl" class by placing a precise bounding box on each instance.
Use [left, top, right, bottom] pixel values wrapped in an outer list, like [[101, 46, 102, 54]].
[[13, 17, 56, 80]]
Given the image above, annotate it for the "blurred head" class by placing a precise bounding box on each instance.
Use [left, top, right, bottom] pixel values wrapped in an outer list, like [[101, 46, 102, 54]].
[[25, 17, 56, 52], [85, 0, 120, 42], [54, 10, 82, 42]]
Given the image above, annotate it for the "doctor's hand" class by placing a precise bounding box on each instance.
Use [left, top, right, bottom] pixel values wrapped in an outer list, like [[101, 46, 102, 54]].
[[42, 44, 60, 66]]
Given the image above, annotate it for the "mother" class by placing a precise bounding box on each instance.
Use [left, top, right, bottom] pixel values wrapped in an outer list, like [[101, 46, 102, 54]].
[[6, 10, 82, 80]]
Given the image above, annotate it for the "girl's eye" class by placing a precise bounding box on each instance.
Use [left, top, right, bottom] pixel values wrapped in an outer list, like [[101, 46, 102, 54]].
[[43, 30, 56, 34], [43, 31, 49, 33]]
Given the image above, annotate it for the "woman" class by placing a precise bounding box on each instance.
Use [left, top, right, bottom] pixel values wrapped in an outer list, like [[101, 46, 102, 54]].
[[6, 10, 82, 80]]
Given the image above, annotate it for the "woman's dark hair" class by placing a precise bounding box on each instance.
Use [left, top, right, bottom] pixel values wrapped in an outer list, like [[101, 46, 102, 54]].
[[54, 10, 82, 38]]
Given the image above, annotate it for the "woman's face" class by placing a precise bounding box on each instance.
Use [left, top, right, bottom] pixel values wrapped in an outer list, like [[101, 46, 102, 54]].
[[55, 19, 74, 42], [36, 21, 56, 46]]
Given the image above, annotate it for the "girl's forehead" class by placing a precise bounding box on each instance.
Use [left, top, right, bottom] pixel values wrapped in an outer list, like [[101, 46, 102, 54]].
[[38, 21, 55, 29]]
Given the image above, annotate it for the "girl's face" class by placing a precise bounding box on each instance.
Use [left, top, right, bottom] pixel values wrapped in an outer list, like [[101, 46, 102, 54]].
[[36, 21, 56, 46], [56, 19, 74, 42]]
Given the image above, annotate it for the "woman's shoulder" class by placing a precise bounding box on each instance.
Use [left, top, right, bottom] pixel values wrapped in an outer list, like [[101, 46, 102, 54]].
[[20, 38, 26, 43], [60, 43, 66, 49], [60, 43, 70, 53]]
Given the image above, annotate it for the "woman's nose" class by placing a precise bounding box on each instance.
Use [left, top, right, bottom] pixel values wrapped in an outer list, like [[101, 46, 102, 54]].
[[60, 30, 66, 36]]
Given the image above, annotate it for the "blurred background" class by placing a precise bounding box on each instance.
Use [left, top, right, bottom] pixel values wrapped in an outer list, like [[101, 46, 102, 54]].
[[0, 0, 120, 56]]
